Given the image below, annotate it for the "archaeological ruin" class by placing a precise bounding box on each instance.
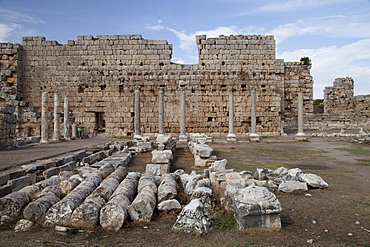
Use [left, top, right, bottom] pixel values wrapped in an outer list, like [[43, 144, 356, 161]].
[[0, 34, 369, 147]]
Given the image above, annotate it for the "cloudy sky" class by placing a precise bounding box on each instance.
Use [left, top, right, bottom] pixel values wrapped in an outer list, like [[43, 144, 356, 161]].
[[0, 0, 369, 98]]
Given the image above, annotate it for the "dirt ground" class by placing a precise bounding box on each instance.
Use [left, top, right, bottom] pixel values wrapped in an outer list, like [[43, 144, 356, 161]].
[[0, 135, 369, 246]]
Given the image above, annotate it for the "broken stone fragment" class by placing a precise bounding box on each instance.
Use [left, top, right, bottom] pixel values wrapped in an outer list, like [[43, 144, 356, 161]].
[[190, 187, 215, 208], [277, 180, 308, 193], [173, 199, 212, 233], [194, 144, 213, 158], [209, 159, 228, 172], [157, 199, 181, 212], [14, 219, 34, 232], [298, 173, 329, 189], [151, 150, 173, 164]]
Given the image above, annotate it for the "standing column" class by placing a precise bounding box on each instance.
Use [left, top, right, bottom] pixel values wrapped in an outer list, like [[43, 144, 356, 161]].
[[158, 87, 165, 136], [295, 92, 307, 141], [40, 92, 49, 143], [64, 96, 71, 140], [134, 86, 142, 139], [249, 87, 260, 142], [53, 93, 61, 141], [179, 87, 187, 142], [227, 92, 237, 142]]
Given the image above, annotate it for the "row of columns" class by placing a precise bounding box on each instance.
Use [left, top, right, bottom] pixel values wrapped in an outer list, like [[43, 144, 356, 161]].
[[41, 88, 306, 143], [133, 86, 306, 142], [40, 92, 72, 143]]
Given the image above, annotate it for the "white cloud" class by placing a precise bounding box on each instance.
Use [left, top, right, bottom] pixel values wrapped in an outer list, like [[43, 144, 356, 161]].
[[257, 0, 353, 13], [267, 20, 331, 44], [0, 23, 20, 42], [0, 9, 44, 25], [278, 39, 370, 98]]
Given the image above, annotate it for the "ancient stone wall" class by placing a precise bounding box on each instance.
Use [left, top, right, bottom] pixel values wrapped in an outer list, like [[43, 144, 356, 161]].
[[0, 43, 21, 148], [0, 34, 317, 144], [305, 77, 370, 130]]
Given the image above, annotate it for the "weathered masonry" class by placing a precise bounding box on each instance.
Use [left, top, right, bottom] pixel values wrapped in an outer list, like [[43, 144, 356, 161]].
[[0, 34, 368, 147]]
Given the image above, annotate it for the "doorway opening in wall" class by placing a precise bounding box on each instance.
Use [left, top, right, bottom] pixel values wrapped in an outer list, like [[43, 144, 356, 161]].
[[95, 112, 105, 133]]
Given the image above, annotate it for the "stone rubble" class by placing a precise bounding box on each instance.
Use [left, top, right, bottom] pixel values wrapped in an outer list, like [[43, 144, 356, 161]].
[[0, 135, 331, 234]]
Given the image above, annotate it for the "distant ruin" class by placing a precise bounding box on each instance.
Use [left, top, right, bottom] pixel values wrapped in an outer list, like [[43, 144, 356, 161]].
[[0, 34, 369, 147]]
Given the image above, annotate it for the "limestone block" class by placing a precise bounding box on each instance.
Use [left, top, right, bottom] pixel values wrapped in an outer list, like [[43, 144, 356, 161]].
[[43, 167, 60, 179], [225, 172, 246, 187], [0, 174, 9, 186], [277, 180, 308, 193], [209, 159, 228, 172], [145, 163, 169, 176], [151, 150, 173, 164], [298, 173, 329, 189], [157, 199, 181, 212], [233, 185, 282, 230], [9, 176, 32, 191], [194, 144, 213, 158]]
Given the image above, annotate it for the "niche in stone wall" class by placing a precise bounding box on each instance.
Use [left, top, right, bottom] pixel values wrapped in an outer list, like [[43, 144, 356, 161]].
[[95, 112, 105, 132]]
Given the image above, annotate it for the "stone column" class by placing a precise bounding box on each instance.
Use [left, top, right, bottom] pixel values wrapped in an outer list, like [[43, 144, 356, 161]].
[[295, 92, 307, 141], [158, 87, 165, 136], [72, 123, 77, 139], [40, 92, 49, 143], [64, 96, 71, 140], [53, 93, 61, 141], [227, 92, 237, 142], [179, 87, 187, 142], [249, 87, 260, 142], [134, 86, 142, 139]]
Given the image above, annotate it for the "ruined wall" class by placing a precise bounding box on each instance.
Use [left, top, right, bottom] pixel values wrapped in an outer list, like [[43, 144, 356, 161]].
[[282, 61, 314, 129], [0, 34, 316, 143], [306, 77, 370, 130], [0, 43, 21, 148]]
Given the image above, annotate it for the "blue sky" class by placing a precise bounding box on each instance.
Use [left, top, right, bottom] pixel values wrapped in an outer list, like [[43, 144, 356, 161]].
[[0, 0, 369, 99]]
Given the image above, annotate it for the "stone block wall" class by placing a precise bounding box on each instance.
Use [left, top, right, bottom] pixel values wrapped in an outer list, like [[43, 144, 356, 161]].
[[1, 34, 318, 144], [0, 43, 21, 148], [305, 77, 370, 130]]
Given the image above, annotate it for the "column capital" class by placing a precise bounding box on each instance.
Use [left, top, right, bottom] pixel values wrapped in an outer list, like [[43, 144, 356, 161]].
[[250, 86, 256, 93], [179, 86, 186, 92], [158, 87, 165, 92], [134, 86, 141, 91]]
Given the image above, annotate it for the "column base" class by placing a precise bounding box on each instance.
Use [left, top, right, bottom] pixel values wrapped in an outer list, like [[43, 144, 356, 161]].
[[249, 133, 260, 142], [227, 133, 237, 142], [40, 139, 49, 144], [133, 134, 142, 140], [178, 134, 188, 143], [295, 133, 307, 141]]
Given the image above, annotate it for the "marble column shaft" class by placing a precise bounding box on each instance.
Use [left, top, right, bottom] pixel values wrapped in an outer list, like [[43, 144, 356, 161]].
[[297, 92, 304, 134], [134, 86, 142, 138], [40, 92, 49, 143], [179, 87, 187, 139], [64, 96, 71, 140], [227, 92, 237, 141], [158, 87, 165, 135], [53, 93, 61, 141], [249, 87, 260, 141]]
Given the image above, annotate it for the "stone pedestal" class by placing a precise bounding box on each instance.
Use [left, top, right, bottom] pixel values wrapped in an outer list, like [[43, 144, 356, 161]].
[[295, 92, 307, 141], [249, 87, 260, 142], [233, 185, 282, 231], [40, 92, 49, 143], [134, 86, 142, 139]]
